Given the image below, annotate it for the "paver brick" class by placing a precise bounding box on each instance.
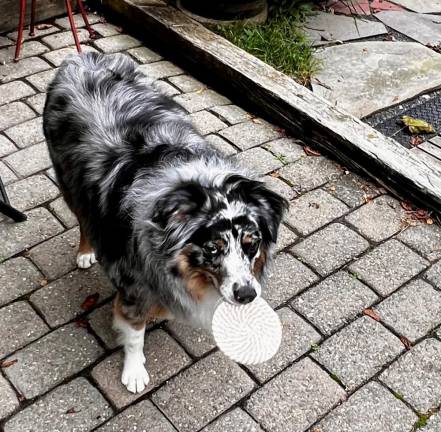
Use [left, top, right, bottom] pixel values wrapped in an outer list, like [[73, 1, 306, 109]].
[[4, 116, 44, 148], [247, 308, 321, 382], [92, 22, 121, 37], [166, 321, 216, 357], [315, 381, 417, 432], [5, 142, 52, 176], [168, 74, 204, 92], [190, 110, 227, 135], [43, 44, 98, 67], [7, 25, 58, 41], [286, 188, 349, 236], [6, 174, 59, 211], [0, 135, 16, 157], [380, 338, 441, 412], [275, 224, 298, 251], [92, 329, 191, 409], [174, 89, 230, 113], [127, 46, 162, 63], [0, 41, 49, 64], [0, 207, 63, 261], [0, 375, 18, 420], [421, 411, 441, 432], [398, 223, 441, 261], [0, 101, 35, 130], [246, 357, 346, 432], [25, 92, 46, 114], [94, 34, 141, 53], [55, 12, 101, 29], [0, 36, 13, 47], [234, 147, 283, 176], [0, 81, 35, 105], [279, 156, 342, 193], [265, 252, 319, 307], [30, 265, 114, 327], [206, 134, 237, 156], [374, 279, 441, 343], [346, 196, 405, 242], [88, 302, 118, 350], [137, 61, 183, 80], [4, 378, 112, 432], [152, 351, 255, 432], [292, 223, 369, 276], [48, 196, 78, 228], [42, 29, 91, 50], [0, 161, 17, 184], [219, 121, 281, 150], [426, 260, 441, 289], [349, 239, 429, 296], [96, 399, 175, 432], [0, 301, 49, 359], [264, 137, 304, 164], [263, 175, 295, 201], [210, 104, 251, 124], [28, 227, 79, 280], [292, 271, 378, 335], [325, 172, 381, 208], [0, 257, 43, 306], [25, 68, 58, 92], [312, 317, 403, 391], [154, 79, 180, 96], [0, 57, 51, 84], [3, 323, 103, 399], [201, 408, 263, 432]]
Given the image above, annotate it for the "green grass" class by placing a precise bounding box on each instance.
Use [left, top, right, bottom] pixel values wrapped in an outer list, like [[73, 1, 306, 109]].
[[212, 1, 319, 85]]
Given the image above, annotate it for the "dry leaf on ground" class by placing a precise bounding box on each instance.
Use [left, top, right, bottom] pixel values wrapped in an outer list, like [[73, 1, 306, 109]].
[[402, 116, 435, 134], [80, 293, 100, 311], [363, 308, 380, 321], [304, 146, 321, 156], [0, 359, 17, 368]]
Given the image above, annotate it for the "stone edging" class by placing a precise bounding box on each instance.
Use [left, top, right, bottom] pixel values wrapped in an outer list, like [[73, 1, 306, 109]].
[[103, 0, 441, 213]]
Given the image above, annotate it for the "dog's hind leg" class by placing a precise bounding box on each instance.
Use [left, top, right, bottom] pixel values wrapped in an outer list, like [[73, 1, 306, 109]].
[[113, 293, 150, 394], [77, 223, 97, 269]]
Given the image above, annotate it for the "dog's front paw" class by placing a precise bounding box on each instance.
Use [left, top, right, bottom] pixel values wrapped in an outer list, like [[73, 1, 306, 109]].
[[77, 251, 97, 269], [121, 360, 150, 394]]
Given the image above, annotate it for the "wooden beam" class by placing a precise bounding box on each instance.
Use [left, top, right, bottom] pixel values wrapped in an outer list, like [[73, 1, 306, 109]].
[[104, 0, 441, 213]]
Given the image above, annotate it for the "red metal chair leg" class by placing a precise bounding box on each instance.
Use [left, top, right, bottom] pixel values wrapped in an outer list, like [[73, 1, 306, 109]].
[[77, 0, 96, 38], [65, 0, 82, 53], [29, 0, 37, 36], [14, 0, 26, 62]]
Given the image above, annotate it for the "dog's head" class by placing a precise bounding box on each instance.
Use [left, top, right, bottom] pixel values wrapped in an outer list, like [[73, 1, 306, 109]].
[[152, 175, 288, 305]]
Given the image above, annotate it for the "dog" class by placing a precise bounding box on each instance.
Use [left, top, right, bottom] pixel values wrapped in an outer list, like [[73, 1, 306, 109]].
[[43, 52, 287, 394]]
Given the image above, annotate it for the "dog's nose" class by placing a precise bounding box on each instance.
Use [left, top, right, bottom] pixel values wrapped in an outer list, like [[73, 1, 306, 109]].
[[233, 283, 257, 304]]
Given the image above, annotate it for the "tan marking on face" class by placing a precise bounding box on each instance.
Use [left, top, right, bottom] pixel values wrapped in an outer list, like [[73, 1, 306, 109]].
[[253, 248, 267, 278]]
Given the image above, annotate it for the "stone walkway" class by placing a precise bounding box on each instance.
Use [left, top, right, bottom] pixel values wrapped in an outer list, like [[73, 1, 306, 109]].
[[1, 10, 441, 432]]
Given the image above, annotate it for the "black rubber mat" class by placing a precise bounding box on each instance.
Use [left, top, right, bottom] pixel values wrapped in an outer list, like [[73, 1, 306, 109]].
[[365, 91, 441, 148]]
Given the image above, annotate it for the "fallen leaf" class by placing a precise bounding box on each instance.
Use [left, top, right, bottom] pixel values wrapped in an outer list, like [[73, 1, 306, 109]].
[[363, 308, 380, 322], [409, 135, 424, 146], [402, 115, 435, 134], [35, 23, 52, 30], [364, 195, 374, 204], [367, 133, 377, 139], [0, 359, 17, 368], [40, 278, 48, 287], [415, 208, 430, 220], [400, 336, 412, 350], [270, 171, 280, 178], [400, 200, 413, 211], [304, 146, 321, 156], [80, 293, 100, 311], [75, 318, 89, 328], [426, 218, 434, 225]]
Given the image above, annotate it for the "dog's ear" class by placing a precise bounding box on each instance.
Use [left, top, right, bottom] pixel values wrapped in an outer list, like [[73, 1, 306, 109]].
[[152, 183, 207, 228], [226, 175, 288, 245]]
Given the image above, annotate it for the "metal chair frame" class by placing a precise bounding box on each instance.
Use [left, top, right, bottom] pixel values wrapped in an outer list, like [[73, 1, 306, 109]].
[[14, 0, 96, 61]]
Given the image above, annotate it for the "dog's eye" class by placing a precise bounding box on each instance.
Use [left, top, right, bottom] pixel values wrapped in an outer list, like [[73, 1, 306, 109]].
[[204, 243, 219, 255], [243, 235, 261, 256]]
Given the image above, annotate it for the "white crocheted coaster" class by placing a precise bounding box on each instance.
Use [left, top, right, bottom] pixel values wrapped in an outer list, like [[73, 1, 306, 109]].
[[212, 297, 282, 365]]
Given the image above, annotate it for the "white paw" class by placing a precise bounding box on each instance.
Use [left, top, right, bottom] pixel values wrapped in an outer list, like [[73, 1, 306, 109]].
[[77, 252, 97, 269], [121, 360, 150, 394]]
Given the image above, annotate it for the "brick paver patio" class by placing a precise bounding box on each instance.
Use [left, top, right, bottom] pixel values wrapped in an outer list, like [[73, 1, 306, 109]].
[[1, 13, 441, 432]]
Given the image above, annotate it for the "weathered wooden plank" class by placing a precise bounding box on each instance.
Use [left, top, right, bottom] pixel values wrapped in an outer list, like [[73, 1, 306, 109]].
[[0, 0, 65, 33], [103, 0, 441, 213]]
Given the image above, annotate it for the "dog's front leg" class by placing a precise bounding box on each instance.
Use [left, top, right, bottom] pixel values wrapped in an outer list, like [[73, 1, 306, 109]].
[[113, 297, 150, 394]]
